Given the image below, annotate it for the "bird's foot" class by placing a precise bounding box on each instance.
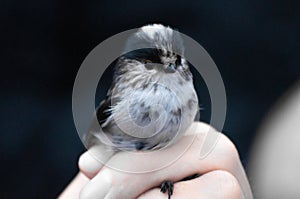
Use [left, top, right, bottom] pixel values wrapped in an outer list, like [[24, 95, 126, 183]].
[[160, 180, 174, 199]]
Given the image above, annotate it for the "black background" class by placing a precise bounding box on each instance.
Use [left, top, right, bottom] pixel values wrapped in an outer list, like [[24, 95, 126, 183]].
[[1, 0, 299, 198]]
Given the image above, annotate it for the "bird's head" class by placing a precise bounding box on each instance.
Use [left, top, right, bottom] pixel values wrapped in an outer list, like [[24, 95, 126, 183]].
[[121, 24, 190, 76]]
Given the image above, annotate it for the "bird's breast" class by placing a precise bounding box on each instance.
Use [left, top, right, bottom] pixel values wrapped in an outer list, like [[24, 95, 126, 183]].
[[107, 77, 198, 150]]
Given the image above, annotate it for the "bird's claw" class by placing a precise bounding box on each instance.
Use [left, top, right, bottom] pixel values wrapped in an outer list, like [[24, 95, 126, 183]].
[[160, 180, 174, 199]]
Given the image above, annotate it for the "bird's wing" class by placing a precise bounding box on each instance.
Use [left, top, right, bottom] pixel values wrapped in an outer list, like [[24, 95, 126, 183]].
[[96, 88, 113, 127], [83, 71, 119, 147]]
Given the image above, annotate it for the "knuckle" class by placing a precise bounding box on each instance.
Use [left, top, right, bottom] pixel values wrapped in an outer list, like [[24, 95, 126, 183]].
[[217, 133, 240, 162], [213, 170, 242, 198], [78, 153, 85, 171], [78, 152, 102, 179], [219, 134, 238, 154], [194, 121, 217, 133], [78, 153, 93, 179]]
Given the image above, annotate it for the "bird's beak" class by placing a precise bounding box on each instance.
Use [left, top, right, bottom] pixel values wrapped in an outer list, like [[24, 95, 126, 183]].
[[145, 63, 176, 73], [163, 63, 176, 73]]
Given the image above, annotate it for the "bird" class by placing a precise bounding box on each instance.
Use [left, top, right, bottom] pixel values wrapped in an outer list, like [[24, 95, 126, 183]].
[[83, 24, 199, 199]]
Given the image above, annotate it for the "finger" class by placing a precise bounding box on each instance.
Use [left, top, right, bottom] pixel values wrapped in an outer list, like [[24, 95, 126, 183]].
[[79, 122, 211, 199], [80, 168, 113, 199], [80, 166, 148, 199], [79, 145, 116, 179], [79, 121, 212, 179], [205, 131, 253, 199], [81, 122, 252, 199], [80, 122, 215, 199], [188, 122, 252, 198], [58, 172, 90, 199], [138, 170, 243, 199], [78, 123, 211, 179], [78, 151, 103, 179]]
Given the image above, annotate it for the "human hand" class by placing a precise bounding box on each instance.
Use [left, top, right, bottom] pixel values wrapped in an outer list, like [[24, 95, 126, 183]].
[[71, 122, 252, 199]]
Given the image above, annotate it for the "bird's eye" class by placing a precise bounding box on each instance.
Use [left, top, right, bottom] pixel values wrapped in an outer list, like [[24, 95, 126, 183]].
[[145, 59, 152, 63], [175, 55, 181, 66]]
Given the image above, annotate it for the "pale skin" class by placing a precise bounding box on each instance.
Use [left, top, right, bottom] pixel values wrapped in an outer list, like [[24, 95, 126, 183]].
[[59, 122, 253, 199]]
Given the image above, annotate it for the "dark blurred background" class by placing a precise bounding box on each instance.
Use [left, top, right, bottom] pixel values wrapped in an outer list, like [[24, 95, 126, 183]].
[[1, 0, 299, 198]]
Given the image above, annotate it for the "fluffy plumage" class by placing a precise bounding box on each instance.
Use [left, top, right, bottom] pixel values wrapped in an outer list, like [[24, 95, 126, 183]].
[[84, 24, 198, 151]]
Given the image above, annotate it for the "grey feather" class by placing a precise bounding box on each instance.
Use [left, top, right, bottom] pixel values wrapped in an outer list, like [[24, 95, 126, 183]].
[[84, 24, 199, 151]]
